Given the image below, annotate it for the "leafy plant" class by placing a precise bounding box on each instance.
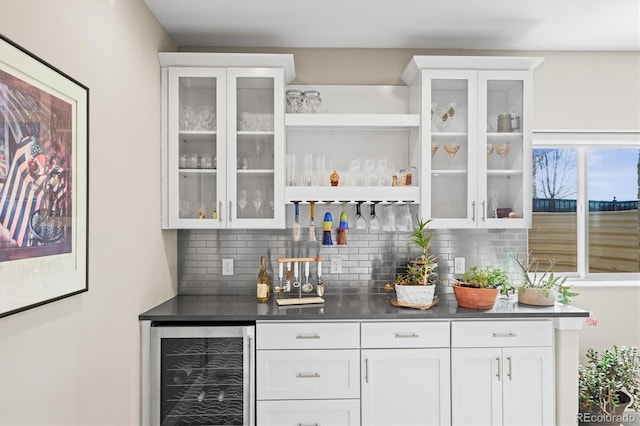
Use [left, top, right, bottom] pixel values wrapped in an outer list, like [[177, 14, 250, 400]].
[[511, 250, 578, 304], [459, 265, 509, 289], [579, 345, 640, 414], [386, 218, 438, 289]]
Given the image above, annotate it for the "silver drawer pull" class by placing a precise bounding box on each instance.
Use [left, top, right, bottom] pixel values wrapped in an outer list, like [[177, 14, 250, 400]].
[[395, 332, 420, 339], [297, 423, 319, 426], [492, 332, 517, 338], [296, 373, 320, 379], [296, 334, 321, 339]]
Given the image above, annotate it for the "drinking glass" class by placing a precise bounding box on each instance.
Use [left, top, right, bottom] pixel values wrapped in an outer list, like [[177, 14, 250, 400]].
[[383, 203, 396, 232], [369, 202, 380, 230], [286, 90, 304, 113], [237, 189, 248, 218], [355, 201, 367, 230]]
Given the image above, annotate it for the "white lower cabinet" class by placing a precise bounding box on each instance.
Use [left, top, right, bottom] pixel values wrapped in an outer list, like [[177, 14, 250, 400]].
[[451, 321, 555, 426], [361, 348, 450, 425], [256, 320, 555, 426], [257, 399, 361, 426], [360, 321, 451, 426]]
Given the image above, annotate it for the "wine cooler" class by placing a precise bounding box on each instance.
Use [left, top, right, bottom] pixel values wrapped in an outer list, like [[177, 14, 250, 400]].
[[149, 325, 255, 425]]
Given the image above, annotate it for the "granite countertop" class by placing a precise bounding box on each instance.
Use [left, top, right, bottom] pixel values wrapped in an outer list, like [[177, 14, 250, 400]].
[[139, 291, 589, 322]]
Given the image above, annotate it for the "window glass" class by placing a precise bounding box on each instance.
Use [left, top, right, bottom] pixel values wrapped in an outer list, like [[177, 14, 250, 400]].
[[528, 148, 578, 272], [588, 149, 639, 273]]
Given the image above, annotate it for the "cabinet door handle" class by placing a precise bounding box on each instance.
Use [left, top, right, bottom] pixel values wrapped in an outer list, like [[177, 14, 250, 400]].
[[365, 358, 369, 383], [481, 200, 486, 221], [496, 357, 501, 381], [507, 356, 512, 380], [472, 201, 476, 222], [492, 332, 517, 338], [296, 373, 320, 379], [296, 334, 320, 339], [218, 201, 222, 223], [394, 332, 419, 339], [297, 423, 319, 426], [229, 201, 233, 222]]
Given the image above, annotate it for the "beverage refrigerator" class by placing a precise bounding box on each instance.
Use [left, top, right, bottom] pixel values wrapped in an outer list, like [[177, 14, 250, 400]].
[[144, 324, 255, 425]]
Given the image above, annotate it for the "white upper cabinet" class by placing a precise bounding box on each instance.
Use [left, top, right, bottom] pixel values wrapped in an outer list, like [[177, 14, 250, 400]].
[[160, 53, 294, 229], [402, 56, 543, 229]]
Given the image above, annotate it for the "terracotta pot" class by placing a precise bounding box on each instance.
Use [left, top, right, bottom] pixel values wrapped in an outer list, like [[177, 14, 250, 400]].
[[453, 284, 499, 310], [518, 287, 556, 306], [395, 284, 435, 305]]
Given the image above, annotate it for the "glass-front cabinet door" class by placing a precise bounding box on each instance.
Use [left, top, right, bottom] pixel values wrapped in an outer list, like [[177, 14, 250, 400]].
[[163, 66, 286, 229], [422, 70, 478, 228], [479, 71, 532, 229], [421, 69, 532, 229], [166, 67, 227, 229], [226, 68, 285, 228]]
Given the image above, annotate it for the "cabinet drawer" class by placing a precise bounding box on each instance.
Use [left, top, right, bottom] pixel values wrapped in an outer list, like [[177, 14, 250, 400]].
[[361, 321, 450, 348], [256, 349, 360, 400], [451, 320, 553, 348], [257, 322, 360, 349], [257, 399, 360, 426]]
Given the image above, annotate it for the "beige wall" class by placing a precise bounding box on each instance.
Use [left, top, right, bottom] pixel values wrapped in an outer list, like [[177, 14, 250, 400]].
[[186, 46, 640, 131], [0, 2, 638, 425], [0, 1, 176, 425]]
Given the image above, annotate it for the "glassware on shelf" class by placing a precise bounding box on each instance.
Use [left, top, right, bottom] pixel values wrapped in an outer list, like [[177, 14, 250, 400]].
[[495, 143, 511, 157], [322, 203, 333, 245], [487, 144, 495, 156], [337, 202, 348, 245], [302, 154, 313, 186], [179, 153, 187, 168], [431, 143, 440, 157], [237, 189, 248, 218], [439, 102, 458, 132], [430, 102, 440, 132], [383, 203, 396, 232], [252, 189, 264, 218], [182, 105, 197, 131], [286, 153, 296, 185], [369, 202, 380, 231], [397, 202, 413, 232], [198, 105, 216, 130], [303, 90, 322, 113], [285, 90, 304, 113], [444, 143, 461, 158], [355, 201, 367, 230]]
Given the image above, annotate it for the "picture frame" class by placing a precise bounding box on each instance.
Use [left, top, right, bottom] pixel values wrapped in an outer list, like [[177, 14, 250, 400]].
[[0, 34, 88, 318]]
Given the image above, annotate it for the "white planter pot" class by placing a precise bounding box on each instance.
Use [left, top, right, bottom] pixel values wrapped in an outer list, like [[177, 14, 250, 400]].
[[395, 284, 436, 305]]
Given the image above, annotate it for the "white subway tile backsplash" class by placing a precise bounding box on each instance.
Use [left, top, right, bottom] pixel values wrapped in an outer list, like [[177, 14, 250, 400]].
[[178, 228, 527, 295]]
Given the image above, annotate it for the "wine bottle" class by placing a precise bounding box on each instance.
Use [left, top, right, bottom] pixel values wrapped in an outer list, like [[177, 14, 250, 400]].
[[172, 365, 193, 384], [256, 256, 270, 302]]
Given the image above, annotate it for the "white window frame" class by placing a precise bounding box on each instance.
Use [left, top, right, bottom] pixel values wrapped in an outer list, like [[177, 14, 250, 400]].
[[532, 131, 640, 287]]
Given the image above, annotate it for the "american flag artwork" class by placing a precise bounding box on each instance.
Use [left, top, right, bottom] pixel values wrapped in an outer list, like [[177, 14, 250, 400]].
[[0, 68, 73, 262]]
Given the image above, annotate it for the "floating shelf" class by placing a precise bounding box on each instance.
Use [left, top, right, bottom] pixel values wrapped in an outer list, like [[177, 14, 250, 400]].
[[285, 113, 420, 129], [285, 186, 420, 204]]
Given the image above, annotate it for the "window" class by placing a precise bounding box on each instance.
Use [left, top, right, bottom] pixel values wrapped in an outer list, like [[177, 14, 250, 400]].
[[530, 133, 639, 281]]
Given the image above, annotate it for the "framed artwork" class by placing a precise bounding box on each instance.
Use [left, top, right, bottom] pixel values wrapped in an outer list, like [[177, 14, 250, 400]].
[[0, 34, 88, 318]]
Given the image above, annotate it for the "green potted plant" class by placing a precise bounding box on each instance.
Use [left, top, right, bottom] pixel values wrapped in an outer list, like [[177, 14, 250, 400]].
[[385, 218, 438, 307], [578, 345, 640, 425], [511, 251, 578, 306], [453, 265, 508, 310]]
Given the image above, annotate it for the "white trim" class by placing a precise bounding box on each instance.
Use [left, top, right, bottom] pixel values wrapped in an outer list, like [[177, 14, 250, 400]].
[[553, 317, 585, 330], [533, 131, 640, 147]]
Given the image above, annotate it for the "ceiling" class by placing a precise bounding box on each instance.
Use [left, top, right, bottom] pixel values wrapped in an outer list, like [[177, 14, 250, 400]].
[[144, 0, 640, 51]]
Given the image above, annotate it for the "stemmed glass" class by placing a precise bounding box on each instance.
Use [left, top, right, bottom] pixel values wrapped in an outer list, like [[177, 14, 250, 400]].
[[237, 189, 248, 218], [383, 203, 396, 232], [369, 202, 380, 230], [355, 201, 367, 230], [397, 202, 413, 232]]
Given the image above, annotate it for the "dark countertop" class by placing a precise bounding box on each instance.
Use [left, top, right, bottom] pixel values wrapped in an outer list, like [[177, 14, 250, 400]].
[[139, 292, 589, 322]]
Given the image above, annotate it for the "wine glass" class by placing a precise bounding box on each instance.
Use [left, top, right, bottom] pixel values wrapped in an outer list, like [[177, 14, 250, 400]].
[[355, 201, 367, 230], [237, 189, 248, 218], [369, 202, 380, 230], [383, 203, 396, 232]]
